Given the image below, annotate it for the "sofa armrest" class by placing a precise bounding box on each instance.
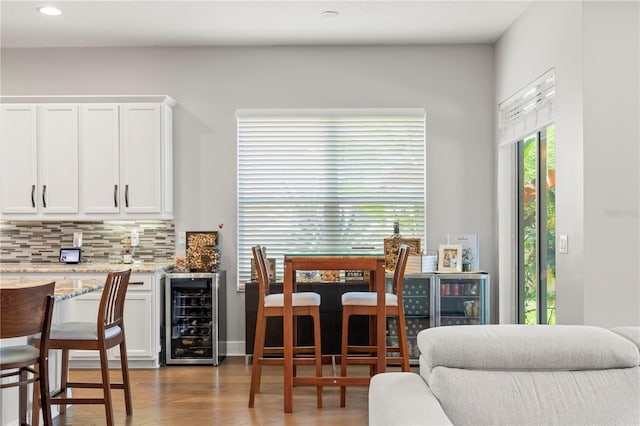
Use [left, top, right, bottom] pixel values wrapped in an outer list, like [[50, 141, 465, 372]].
[[369, 372, 452, 426]]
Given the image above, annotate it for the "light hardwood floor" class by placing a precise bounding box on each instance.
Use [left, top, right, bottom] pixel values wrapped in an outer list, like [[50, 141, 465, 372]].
[[52, 357, 383, 426]]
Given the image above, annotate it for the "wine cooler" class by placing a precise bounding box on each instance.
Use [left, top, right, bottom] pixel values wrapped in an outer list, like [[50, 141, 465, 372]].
[[164, 272, 226, 365]]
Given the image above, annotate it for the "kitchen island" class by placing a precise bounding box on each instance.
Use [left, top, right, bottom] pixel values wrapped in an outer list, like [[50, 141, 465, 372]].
[[1, 261, 172, 370], [0, 278, 104, 300]]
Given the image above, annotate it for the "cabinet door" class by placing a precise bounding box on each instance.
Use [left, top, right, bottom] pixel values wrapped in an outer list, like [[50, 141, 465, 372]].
[[0, 104, 38, 213], [120, 104, 161, 213], [113, 292, 154, 359], [39, 104, 79, 214], [80, 104, 120, 214]]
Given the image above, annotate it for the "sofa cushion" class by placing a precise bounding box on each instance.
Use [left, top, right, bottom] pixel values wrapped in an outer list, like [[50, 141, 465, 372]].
[[369, 372, 452, 426], [417, 325, 640, 380], [428, 366, 640, 426], [611, 326, 640, 355]]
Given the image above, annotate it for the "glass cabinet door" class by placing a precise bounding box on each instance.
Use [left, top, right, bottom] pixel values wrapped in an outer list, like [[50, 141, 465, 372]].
[[434, 273, 490, 326], [386, 273, 432, 363]]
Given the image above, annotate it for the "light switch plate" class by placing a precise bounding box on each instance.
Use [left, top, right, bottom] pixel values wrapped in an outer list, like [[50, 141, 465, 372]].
[[131, 230, 139, 247], [559, 234, 568, 254], [178, 231, 186, 244]]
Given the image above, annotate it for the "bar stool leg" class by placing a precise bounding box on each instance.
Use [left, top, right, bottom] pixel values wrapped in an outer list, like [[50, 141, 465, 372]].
[[19, 369, 28, 425], [98, 346, 114, 426], [60, 349, 69, 415], [397, 312, 410, 372], [119, 338, 133, 415], [248, 313, 267, 407], [313, 309, 323, 409], [40, 355, 53, 426], [340, 309, 350, 408]]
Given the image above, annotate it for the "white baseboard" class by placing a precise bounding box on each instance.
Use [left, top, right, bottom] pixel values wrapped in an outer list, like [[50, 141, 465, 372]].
[[224, 340, 246, 357]]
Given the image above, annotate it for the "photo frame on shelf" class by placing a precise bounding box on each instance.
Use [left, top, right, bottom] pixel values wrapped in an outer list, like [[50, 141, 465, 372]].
[[384, 238, 421, 271], [447, 234, 479, 271], [438, 244, 463, 272]]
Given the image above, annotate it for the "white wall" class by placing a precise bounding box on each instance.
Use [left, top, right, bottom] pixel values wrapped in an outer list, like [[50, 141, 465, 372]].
[[582, 2, 640, 327], [496, 1, 640, 326], [1, 45, 496, 349]]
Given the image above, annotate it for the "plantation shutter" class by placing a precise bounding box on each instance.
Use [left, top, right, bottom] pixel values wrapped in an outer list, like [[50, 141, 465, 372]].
[[236, 109, 426, 290]]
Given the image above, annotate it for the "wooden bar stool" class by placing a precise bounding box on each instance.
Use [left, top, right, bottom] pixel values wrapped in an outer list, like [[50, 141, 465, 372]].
[[248, 245, 323, 408], [33, 270, 132, 426], [0, 282, 55, 426], [340, 244, 410, 407]]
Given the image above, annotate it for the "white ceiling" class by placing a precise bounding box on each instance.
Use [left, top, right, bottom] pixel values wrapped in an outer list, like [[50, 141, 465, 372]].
[[1, 1, 532, 48]]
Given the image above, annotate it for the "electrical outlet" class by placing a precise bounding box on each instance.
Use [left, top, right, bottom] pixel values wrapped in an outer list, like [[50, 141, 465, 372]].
[[131, 230, 139, 247], [178, 231, 186, 244]]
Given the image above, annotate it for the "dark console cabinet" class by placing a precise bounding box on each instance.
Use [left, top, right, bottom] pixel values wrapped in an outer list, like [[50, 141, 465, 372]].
[[245, 282, 371, 355]]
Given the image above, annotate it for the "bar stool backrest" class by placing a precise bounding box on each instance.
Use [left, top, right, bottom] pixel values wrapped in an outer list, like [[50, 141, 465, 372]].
[[0, 282, 55, 340], [251, 245, 270, 300], [98, 270, 131, 336], [392, 244, 410, 301]]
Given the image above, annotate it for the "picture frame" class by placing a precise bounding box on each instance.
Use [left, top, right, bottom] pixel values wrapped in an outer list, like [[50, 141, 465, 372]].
[[384, 238, 421, 271], [186, 231, 218, 271], [447, 234, 480, 271], [438, 244, 463, 272]]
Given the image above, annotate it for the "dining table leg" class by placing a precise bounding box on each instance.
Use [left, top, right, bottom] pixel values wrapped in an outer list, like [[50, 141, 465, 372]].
[[283, 259, 294, 413]]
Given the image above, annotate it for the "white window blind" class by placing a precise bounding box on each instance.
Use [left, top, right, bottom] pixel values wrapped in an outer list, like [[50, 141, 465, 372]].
[[236, 109, 426, 290], [499, 69, 556, 145]]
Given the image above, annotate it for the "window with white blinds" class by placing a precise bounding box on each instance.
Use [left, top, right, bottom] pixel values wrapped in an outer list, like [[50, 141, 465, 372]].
[[499, 68, 556, 145], [236, 109, 426, 290]]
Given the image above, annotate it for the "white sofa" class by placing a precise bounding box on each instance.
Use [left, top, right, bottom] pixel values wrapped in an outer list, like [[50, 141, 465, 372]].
[[369, 325, 640, 425]]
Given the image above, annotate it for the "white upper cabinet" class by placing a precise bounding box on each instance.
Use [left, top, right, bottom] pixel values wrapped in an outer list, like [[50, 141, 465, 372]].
[[0, 104, 38, 214], [120, 104, 162, 214], [80, 104, 120, 214], [0, 95, 175, 220], [39, 104, 79, 214]]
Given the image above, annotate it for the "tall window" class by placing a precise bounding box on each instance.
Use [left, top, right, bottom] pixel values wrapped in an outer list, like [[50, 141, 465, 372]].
[[499, 69, 556, 324], [517, 125, 556, 324], [237, 109, 426, 290]]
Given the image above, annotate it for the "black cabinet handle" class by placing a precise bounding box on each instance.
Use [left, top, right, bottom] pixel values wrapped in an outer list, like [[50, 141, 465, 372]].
[[31, 185, 36, 208], [42, 185, 47, 208], [125, 184, 129, 208], [114, 184, 118, 208]]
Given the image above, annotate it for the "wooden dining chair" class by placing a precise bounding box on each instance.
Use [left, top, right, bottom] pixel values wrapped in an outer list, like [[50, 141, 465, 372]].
[[33, 269, 132, 426], [248, 245, 323, 408], [340, 244, 410, 407], [0, 282, 56, 426]]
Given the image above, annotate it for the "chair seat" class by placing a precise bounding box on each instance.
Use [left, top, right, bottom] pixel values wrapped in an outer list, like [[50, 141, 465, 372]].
[[0, 345, 39, 366], [49, 322, 122, 341], [342, 291, 398, 307], [264, 292, 321, 308]]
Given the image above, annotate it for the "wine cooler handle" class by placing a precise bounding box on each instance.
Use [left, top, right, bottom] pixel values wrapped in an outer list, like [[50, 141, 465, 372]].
[[42, 185, 47, 208], [114, 184, 118, 208], [31, 184, 36, 208], [125, 184, 129, 208]]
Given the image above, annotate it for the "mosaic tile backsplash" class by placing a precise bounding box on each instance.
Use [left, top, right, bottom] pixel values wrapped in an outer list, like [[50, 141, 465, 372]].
[[0, 220, 175, 264]]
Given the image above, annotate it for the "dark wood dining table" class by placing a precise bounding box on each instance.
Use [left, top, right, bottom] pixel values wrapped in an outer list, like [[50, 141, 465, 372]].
[[282, 253, 386, 413]]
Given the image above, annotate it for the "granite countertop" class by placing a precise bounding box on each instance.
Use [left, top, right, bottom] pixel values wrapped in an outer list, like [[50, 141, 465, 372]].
[[0, 262, 174, 274], [0, 278, 104, 301]]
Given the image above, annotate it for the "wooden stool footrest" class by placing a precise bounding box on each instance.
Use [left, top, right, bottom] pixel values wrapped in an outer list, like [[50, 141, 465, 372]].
[[50, 397, 105, 405], [66, 381, 126, 390], [294, 376, 370, 386]]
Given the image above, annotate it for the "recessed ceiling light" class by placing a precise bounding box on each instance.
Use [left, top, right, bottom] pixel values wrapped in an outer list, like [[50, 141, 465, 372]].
[[321, 10, 339, 18], [37, 6, 62, 16]]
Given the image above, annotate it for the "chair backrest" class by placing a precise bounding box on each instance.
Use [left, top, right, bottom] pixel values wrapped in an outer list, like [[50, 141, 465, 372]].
[[392, 244, 410, 298], [251, 245, 271, 303], [0, 282, 56, 340], [97, 269, 131, 335]]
